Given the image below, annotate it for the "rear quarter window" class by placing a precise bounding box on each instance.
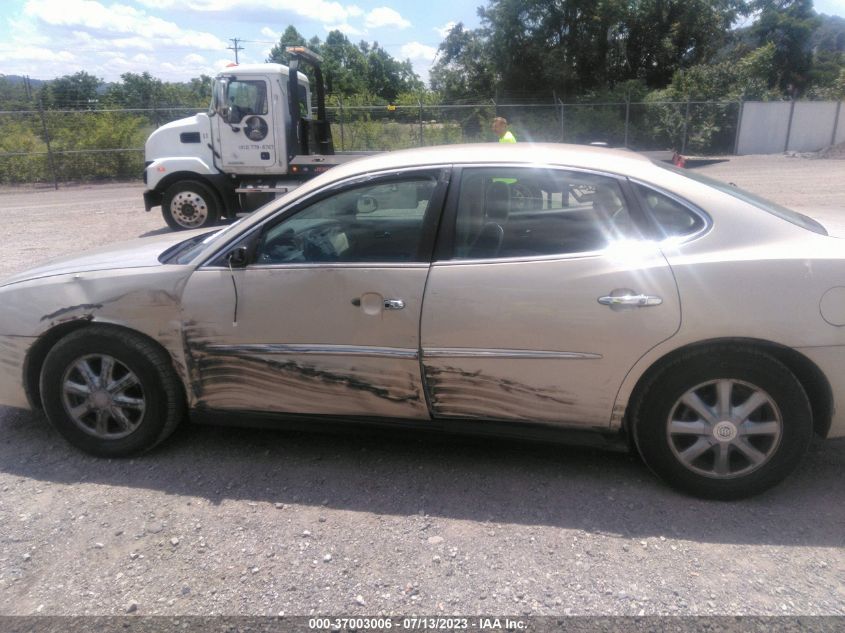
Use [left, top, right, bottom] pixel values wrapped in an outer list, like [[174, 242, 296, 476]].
[[633, 183, 706, 240]]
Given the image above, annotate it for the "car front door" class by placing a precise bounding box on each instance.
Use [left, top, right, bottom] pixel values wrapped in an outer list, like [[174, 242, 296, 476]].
[[420, 166, 682, 429], [180, 168, 449, 419]]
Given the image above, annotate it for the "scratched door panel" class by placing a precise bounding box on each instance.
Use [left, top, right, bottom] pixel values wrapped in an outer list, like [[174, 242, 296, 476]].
[[180, 266, 430, 419], [420, 246, 681, 429]]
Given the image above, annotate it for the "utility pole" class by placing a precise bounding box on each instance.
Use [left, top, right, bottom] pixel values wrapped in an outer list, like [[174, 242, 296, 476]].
[[228, 38, 244, 64]]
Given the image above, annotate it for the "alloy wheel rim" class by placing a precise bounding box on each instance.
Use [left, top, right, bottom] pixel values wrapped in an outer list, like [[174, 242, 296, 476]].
[[666, 378, 782, 479], [61, 354, 146, 440], [170, 191, 208, 228]]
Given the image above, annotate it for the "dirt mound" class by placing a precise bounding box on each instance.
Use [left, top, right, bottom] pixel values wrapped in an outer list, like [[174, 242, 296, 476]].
[[816, 140, 845, 159]]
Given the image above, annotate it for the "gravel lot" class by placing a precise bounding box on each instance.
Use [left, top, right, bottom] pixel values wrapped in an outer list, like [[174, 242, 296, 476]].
[[0, 155, 844, 617]]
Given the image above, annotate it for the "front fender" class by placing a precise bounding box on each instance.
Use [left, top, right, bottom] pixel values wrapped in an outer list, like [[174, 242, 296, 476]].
[[145, 157, 221, 192]]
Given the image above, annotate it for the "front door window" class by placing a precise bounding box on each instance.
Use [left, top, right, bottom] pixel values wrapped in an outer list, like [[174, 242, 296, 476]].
[[255, 176, 438, 264]]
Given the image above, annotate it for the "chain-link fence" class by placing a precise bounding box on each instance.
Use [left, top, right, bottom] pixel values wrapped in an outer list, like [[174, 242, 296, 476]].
[[0, 100, 743, 186]]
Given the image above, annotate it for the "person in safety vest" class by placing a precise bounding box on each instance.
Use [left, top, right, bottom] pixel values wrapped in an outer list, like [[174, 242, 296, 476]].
[[492, 117, 516, 143]]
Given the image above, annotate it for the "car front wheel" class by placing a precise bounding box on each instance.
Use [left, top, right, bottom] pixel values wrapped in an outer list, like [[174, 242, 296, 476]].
[[40, 326, 185, 457], [633, 347, 813, 499]]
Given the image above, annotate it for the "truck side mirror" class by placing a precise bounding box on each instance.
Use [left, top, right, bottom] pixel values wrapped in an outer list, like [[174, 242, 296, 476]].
[[213, 79, 229, 120]]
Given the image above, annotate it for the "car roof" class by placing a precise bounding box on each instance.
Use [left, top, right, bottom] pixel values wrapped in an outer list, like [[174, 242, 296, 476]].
[[323, 143, 652, 184], [198, 143, 660, 259]]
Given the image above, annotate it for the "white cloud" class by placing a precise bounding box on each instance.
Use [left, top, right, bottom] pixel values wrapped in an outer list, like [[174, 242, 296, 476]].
[[400, 41, 437, 61], [136, 0, 363, 24], [183, 53, 207, 64], [324, 23, 364, 36], [260, 27, 281, 40], [434, 21, 457, 38], [364, 7, 410, 29], [108, 38, 156, 51], [0, 45, 75, 62], [23, 0, 228, 50]]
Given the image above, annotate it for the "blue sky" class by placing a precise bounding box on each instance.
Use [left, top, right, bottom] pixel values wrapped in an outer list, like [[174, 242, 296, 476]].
[[0, 0, 482, 83], [1, 0, 844, 85]]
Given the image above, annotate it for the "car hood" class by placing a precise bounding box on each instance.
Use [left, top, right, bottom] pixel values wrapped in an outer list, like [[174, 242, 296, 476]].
[[0, 229, 213, 287]]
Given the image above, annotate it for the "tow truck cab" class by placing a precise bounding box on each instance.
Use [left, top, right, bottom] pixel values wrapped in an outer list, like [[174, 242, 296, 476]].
[[143, 47, 355, 230]]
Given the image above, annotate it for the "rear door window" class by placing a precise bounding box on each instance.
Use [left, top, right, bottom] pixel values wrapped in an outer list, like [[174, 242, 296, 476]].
[[450, 167, 642, 260]]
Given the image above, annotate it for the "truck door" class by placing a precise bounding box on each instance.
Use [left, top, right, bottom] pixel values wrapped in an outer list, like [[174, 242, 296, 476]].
[[214, 77, 277, 174]]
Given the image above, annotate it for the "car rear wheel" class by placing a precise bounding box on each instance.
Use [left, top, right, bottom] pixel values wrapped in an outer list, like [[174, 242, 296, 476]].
[[162, 180, 220, 230], [633, 347, 812, 499], [40, 326, 185, 457]]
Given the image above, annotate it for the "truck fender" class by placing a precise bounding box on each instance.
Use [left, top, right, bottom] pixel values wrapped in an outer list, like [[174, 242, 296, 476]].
[[145, 157, 221, 193]]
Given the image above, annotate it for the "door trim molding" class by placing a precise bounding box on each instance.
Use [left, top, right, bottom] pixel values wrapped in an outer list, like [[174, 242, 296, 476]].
[[205, 343, 419, 359], [422, 348, 602, 360]]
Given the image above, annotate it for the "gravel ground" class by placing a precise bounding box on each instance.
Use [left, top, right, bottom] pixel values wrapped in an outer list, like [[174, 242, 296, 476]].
[[1, 155, 844, 617]]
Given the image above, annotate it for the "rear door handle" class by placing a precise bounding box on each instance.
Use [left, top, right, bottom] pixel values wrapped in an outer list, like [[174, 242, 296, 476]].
[[383, 299, 405, 310], [598, 294, 663, 307]]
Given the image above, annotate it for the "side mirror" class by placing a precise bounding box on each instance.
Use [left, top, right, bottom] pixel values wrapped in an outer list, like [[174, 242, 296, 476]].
[[213, 78, 229, 120], [227, 246, 248, 268]]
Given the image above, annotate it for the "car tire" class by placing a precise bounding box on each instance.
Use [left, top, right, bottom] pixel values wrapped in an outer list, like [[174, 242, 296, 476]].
[[162, 180, 221, 230], [40, 326, 185, 457], [632, 346, 812, 500]]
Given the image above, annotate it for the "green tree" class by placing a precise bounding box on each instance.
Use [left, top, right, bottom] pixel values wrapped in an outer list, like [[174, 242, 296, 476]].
[[430, 23, 496, 101], [363, 43, 424, 101], [752, 0, 820, 95], [430, 0, 748, 100], [105, 72, 163, 109], [321, 30, 368, 95], [46, 71, 102, 109], [266, 25, 309, 66]]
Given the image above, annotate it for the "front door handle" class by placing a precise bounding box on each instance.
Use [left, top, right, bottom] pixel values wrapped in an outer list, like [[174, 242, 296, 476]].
[[598, 293, 663, 307], [383, 299, 405, 310]]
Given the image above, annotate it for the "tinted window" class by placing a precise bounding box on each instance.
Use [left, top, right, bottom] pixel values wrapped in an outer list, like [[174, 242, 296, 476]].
[[634, 184, 705, 239], [255, 177, 437, 264], [452, 168, 641, 260], [653, 161, 827, 235]]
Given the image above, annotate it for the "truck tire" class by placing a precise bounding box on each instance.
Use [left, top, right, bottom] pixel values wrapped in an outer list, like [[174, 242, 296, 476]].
[[162, 180, 221, 230]]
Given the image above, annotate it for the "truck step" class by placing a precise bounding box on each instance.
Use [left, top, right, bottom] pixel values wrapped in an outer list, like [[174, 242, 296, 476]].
[[236, 184, 296, 194]]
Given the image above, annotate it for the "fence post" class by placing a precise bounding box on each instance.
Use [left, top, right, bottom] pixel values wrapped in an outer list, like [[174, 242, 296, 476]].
[[784, 98, 796, 152], [830, 100, 842, 147], [338, 95, 345, 151], [733, 99, 745, 155], [680, 99, 690, 155], [419, 98, 424, 147], [558, 98, 565, 143], [623, 93, 630, 148], [37, 96, 59, 190]]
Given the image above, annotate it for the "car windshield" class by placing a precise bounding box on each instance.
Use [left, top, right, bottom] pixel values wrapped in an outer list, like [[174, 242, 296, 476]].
[[653, 161, 827, 236], [158, 228, 228, 265]]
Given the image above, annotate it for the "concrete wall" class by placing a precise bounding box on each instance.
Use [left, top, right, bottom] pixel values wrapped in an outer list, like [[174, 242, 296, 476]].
[[787, 102, 841, 151], [737, 101, 844, 155]]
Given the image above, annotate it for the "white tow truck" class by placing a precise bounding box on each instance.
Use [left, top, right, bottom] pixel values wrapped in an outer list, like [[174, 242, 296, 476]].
[[143, 47, 360, 230]]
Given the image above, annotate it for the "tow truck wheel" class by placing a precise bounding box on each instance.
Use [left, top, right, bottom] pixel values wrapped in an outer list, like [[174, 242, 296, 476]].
[[162, 180, 221, 231]]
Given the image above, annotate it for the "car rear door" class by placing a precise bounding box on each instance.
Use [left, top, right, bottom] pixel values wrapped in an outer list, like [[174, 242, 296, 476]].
[[420, 165, 681, 429], [180, 168, 449, 419]]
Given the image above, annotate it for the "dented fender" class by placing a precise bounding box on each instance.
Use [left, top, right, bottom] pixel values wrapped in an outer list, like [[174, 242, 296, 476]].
[[0, 266, 196, 407]]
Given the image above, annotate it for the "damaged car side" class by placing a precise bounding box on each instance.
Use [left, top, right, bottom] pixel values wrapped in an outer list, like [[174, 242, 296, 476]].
[[2, 143, 844, 500]]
